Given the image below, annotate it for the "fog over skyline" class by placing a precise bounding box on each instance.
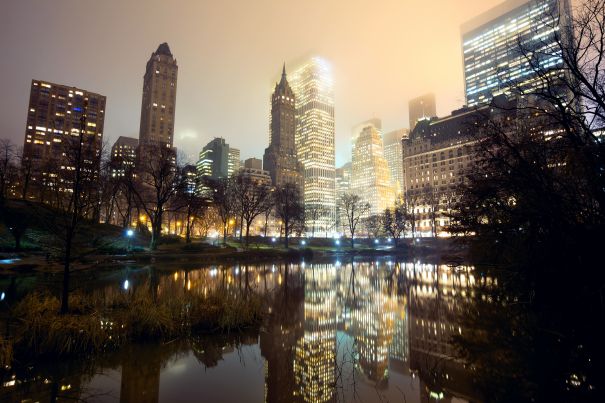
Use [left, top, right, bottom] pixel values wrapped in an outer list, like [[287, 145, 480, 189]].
[[0, 0, 503, 165]]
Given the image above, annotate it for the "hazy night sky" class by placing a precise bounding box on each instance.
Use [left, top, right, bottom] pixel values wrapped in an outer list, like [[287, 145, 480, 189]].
[[0, 0, 504, 165]]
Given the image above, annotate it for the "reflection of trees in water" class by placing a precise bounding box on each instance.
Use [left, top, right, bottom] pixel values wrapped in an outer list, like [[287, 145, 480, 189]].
[[452, 267, 605, 403]]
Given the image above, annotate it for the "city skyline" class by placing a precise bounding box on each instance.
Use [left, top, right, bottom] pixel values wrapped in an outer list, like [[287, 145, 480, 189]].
[[0, 0, 503, 166]]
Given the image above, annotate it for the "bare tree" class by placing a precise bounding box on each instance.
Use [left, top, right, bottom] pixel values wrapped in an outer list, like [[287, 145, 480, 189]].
[[0, 139, 16, 206], [232, 175, 273, 247], [273, 183, 304, 248], [206, 176, 237, 245], [17, 146, 33, 200], [305, 204, 326, 238], [195, 206, 221, 238], [47, 102, 104, 314], [339, 193, 370, 248], [130, 144, 183, 250], [172, 170, 208, 244], [383, 198, 409, 247]]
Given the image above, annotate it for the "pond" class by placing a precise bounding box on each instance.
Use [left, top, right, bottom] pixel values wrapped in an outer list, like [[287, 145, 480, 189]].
[[0, 259, 601, 402]]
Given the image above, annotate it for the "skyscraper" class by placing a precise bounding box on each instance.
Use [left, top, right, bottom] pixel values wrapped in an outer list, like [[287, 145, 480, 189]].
[[383, 129, 408, 196], [290, 57, 336, 234], [408, 94, 436, 131], [351, 119, 395, 218], [227, 147, 240, 177], [22, 80, 106, 199], [462, 0, 571, 106], [263, 64, 303, 188], [196, 137, 230, 181], [138, 42, 178, 146]]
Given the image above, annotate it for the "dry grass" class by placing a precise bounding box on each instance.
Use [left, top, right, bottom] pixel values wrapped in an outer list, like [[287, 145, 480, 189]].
[[9, 284, 265, 361]]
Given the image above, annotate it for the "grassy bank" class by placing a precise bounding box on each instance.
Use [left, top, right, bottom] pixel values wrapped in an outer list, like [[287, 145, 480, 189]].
[[3, 284, 264, 362]]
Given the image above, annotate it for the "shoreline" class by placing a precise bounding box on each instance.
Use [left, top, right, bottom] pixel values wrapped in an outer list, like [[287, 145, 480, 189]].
[[0, 242, 465, 277]]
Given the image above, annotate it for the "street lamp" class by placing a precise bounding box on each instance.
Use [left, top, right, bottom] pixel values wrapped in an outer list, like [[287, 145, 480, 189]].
[[126, 229, 134, 252]]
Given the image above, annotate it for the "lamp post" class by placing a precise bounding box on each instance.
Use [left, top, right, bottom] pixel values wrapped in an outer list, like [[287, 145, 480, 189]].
[[126, 229, 134, 252]]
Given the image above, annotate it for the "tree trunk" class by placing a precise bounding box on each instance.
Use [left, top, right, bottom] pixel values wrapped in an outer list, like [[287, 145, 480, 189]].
[[60, 237, 72, 314], [245, 221, 252, 247], [223, 222, 228, 245], [150, 218, 162, 250], [284, 220, 289, 249]]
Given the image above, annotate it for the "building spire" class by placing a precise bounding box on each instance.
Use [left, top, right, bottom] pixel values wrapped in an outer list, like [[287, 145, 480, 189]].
[[282, 62, 286, 77]]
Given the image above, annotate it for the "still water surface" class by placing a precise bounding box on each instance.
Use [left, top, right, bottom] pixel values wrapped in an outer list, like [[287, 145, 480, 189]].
[[0, 260, 533, 402]]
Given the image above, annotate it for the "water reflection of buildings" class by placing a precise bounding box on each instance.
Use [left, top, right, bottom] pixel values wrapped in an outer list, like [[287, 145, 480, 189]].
[[260, 264, 304, 403], [405, 263, 493, 402], [293, 265, 338, 403], [2, 261, 497, 403], [341, 263, 397, 387]]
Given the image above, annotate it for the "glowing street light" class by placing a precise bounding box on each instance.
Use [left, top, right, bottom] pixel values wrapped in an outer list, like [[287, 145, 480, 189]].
[[125, 229, 134, 252]]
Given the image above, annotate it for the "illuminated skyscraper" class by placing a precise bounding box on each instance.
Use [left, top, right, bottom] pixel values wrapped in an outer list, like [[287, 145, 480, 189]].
[[138, 42, 178, 146], [351, 119, 396, 217], [408, 94, 436, 131], [383, 129, 408, 196], [462, 0, 571, 106], [263, 64, 303, 188], [196, 138, 230, 194], [227, 147, 240, 177], [290, 57, 336, 234]]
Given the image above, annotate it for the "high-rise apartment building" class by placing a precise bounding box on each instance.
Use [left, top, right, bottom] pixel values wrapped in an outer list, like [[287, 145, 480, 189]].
[[228, 147, 240, 177], [22, 80, 106, 198], [462, 0, 571, 106], [409, 94, 436, 131], [383, 129, 409, 196], [290, 57, 336, 234], [110, 136, 138, 177], [351, 119, 396, 218], [138, 43, 178, 146], [263, 65, 303, 188]]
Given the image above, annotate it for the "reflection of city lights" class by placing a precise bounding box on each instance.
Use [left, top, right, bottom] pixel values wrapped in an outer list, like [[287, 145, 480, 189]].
[[187, 280, 191, 290]]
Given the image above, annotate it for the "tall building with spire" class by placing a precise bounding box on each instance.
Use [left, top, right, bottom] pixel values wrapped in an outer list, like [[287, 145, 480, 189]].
[[138, 42, 178, 147], [263, 64, 302, 188], [290, 57, 336, 235]]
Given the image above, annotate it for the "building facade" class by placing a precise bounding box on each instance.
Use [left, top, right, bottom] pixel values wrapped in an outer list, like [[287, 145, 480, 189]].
[[228, 147, 240, 177], [409, 94, 436, 131], [138, 42, 178, 146], [383, 129, 409, 196], [403, 96, 515, 236], [351, 120, 396, 218], [22, 80, 106, 199], [290, 57, 336, 235], [110, 136, 138, 177], [263, 65, 303, 188], [196, 137, 230, 183], [462, 0, 571, 107]]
